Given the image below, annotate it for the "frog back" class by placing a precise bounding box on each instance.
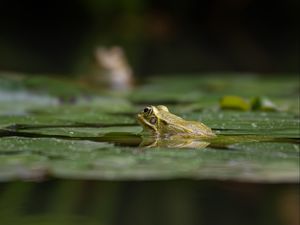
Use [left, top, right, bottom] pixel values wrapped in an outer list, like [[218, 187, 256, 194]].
[[158, 111, 214, 137]]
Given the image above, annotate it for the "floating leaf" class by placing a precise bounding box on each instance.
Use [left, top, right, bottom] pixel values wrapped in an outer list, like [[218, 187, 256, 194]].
[[220, 95, 250, 111], [0, 137, 298, 182], [0, 74, 299, 182]]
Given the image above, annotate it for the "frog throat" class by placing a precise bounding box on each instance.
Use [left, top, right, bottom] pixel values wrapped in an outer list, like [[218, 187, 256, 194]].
[[139, 115, 158, 134]]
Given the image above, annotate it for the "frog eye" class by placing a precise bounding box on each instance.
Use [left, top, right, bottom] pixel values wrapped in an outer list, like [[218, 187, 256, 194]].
[[149, 117, 157, 125], [143, 107, 152, 114]]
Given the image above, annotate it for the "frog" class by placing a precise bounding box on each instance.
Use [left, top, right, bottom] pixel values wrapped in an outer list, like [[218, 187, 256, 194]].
[[137, 105, 216, 138], [80, 46, 134, 91]]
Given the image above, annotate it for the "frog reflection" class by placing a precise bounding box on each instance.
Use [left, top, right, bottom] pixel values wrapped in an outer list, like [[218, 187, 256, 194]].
[[139, 135, 210, 149]]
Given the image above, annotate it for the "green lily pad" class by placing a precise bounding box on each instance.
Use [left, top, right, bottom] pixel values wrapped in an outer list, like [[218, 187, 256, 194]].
[[10, 126, 141, 138], [0, 137, 298, 182], [0, 74, 299, 182], [185, 111, 300, 137], [0, 90, 59, 115], [0, 112, 135, 130]]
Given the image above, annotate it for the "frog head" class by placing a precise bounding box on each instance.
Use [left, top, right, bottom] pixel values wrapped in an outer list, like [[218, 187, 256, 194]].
[[137, 105, 169, 135]]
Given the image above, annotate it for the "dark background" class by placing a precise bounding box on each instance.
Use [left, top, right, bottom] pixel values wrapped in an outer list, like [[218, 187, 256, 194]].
[[0, 180, 298, 225], [0, 0, 299, 75]]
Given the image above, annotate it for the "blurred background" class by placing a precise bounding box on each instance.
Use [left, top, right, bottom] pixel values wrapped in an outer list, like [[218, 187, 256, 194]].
[[0, 0, 299, 76], [0, 1, 299, 225], [0, 180, 299, 225]]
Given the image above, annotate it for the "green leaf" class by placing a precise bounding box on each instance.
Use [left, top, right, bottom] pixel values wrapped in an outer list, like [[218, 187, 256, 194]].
[[0, 137, 298, 182], [0, 74, 299, 182]]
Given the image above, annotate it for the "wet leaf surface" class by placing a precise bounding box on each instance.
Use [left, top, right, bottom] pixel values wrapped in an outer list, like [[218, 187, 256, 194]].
[[0, 73, 299, 182]]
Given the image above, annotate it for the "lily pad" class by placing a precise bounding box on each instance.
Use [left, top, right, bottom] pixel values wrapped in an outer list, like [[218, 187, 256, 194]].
[[9, 126, 141, 138], [0, 137, 298, 182], [0, 74, 299, 182], [185, 111, 300, 137], [0, 90, 59, 116]]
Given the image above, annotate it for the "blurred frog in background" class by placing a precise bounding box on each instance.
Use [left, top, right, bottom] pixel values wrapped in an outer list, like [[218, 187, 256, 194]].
[[81, 46, 134, 91]]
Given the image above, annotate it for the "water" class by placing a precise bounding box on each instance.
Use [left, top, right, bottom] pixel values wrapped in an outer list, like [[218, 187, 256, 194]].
[[1, 125, 299, 148]]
